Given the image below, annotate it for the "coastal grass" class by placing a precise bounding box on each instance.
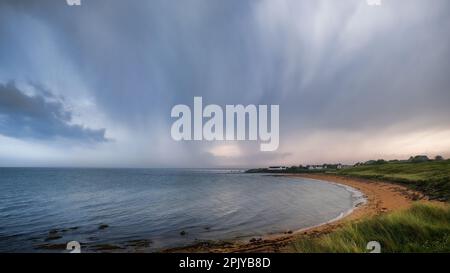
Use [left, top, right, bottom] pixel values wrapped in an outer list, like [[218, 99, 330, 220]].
[[337, 160, 450, 201], [291, 203, 450, 253]]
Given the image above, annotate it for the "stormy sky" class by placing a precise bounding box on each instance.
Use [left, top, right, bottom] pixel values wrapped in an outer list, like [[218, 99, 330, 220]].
[[0, 0, 449, 167]]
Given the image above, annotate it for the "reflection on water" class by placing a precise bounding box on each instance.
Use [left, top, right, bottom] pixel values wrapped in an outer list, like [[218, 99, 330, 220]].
[[0, 168, 362, 252]]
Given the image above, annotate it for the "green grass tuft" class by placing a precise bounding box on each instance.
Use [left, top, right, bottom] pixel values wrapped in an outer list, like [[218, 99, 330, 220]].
[[291, 203, 450, 253]]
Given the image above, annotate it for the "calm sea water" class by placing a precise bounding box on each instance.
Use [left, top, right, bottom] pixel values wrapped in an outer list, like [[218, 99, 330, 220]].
[[0, 168, 364, 252]]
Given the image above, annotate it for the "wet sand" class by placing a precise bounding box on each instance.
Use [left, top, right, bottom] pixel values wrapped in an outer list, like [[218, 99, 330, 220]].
[[163, 174, 431, 253]]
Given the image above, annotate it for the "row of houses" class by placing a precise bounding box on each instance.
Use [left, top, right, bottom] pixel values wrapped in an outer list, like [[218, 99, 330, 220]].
[[267, 166, 288, 171], [307, 164, 344, 170], [266, 164, 349, 171]]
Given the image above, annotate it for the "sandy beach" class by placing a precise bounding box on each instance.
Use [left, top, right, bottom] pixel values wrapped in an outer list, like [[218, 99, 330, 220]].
[[164, 174, 432, 253]]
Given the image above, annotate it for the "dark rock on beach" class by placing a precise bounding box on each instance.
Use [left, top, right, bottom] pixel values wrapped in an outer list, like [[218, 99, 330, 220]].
[[98, 224, 109, 230], [125, 239, 153, 248], [45, 235, 62, 241], [49, 229, 59, 235], [91, 244, 124, 251], [35, 243, 67, 250], [249, 237, 262, 243], [45, 229, 63, 241]]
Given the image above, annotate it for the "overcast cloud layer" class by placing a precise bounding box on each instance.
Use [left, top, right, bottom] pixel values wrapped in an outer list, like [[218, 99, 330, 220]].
[[0, 0, 449, 167]]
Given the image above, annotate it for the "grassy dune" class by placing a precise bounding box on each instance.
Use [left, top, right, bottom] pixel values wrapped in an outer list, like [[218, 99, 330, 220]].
[[291, 203, 450, 253], [337, 160, 450, 201]]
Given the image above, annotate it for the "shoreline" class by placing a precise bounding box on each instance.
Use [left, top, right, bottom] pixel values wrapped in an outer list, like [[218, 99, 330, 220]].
[[163, 173, 430, 253]]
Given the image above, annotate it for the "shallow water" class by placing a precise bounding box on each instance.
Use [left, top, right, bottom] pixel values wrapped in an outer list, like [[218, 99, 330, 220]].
[[0, 168, 363, 252]]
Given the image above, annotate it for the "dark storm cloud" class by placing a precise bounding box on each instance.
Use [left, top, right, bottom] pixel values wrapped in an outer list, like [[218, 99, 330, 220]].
[[0, 82, 107, 142], [4, 0, 448, 132], [1, 0, 450, 166]]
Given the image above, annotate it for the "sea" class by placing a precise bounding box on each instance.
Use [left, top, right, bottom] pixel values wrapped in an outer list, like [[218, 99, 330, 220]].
[[0, 168, 365, 252]]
